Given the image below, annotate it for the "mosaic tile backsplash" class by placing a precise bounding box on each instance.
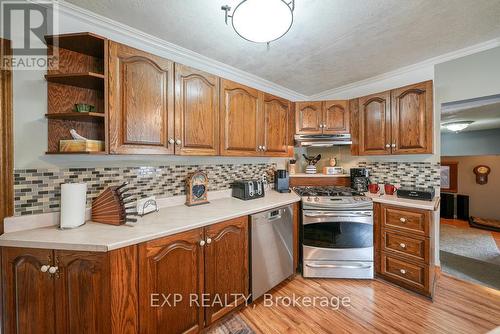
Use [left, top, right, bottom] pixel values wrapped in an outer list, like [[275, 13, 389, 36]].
[[357, 161, 440, 188], [14, 163, 276, 216]]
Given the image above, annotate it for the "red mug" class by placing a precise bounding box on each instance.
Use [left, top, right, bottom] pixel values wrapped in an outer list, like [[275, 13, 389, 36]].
[[368, 184, 380, 194], [384, 184, 396, 195]]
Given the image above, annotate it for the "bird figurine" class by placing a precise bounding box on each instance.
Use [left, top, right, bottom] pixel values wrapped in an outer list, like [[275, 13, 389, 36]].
[[303, 154, 321, 174]]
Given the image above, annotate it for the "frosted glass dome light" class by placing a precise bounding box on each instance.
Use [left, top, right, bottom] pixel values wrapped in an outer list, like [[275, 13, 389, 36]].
[[222, 0, 295, 44], [442, 121, 474, 132]]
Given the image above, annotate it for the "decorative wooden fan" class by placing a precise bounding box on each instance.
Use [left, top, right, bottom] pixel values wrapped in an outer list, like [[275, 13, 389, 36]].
[[91, 183, 138, 225]]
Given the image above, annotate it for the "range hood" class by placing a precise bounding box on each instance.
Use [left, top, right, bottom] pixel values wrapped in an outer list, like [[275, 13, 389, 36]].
[[294, 134, 352, 147]]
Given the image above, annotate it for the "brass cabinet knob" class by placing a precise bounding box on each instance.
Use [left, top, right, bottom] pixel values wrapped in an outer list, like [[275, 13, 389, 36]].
[[40, 265, 50, 273], [168, 138, 175, 144], [175, 139, 182, 145], [206, 238, 212, 244], [199, 240, 206, 246], [400, 217, 407, 223], [400, 269, 406, 275], [48, 266, 58, 274], [400, 243, 406, 249]]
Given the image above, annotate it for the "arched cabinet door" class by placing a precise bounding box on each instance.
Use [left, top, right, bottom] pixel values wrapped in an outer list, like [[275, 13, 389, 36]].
[[263, 94, 291, 157], [204, 217, 249, 325], [295, 101, 323, 135], [219, 79, 261, 156], [391, 81, 433, 154], [139, 228, 205, 334], [175, 64, 219, 156], [358, 91, 391, 155], [1, 247, 56, 334], [54, 250, 111, 334], [108, 41, 174, 154], [323, 100, 350, 134]]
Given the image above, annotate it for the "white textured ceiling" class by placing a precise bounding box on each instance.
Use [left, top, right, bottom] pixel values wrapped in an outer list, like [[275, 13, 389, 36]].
[[66, 0, 500, 95]]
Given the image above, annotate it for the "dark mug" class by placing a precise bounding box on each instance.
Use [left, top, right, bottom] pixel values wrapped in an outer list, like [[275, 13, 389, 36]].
[[384, 184, 396, 195], [368, 184, 380, 194]]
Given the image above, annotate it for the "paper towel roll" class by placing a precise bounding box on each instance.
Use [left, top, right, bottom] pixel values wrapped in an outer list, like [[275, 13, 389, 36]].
[[60, 183, 87, 229]]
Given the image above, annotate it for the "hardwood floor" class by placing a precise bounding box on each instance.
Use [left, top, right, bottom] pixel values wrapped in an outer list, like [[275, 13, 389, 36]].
[[441, 218, 500, 249], [239, 274, 500, 334]]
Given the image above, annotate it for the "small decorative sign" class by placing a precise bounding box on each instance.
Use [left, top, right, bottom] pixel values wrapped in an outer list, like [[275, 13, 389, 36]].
[[473, 165, 491, 185], [185, 171, 209, 206]]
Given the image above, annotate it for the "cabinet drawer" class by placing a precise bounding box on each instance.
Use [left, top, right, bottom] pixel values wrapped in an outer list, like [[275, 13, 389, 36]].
[[381, 252, 428, 291], [383, 206, 429, 236], [382, 231, 429, 263]]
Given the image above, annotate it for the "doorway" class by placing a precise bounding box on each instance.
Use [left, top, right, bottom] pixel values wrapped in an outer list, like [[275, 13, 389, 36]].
[[439, 94, 500, 290], [0, 38, 14, 234]]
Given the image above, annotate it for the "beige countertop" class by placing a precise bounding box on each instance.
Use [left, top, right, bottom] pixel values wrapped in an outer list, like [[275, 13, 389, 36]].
[[0, 191, 300, 252], [289, 173, 350, 178], [366, 193, 440, 211]]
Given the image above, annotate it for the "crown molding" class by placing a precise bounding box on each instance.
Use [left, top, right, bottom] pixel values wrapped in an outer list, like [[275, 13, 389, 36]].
[[309, 37, 500, 100], [39, 0, 307, 101]]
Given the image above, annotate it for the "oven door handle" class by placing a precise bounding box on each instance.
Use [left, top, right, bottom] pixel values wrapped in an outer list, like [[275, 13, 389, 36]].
[[303, 213, 372, 218], [306, 263, 372, 269]]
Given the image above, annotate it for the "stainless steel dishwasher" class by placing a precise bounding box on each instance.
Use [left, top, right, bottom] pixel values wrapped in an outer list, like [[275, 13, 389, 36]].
[[251, 204, 294, 300]]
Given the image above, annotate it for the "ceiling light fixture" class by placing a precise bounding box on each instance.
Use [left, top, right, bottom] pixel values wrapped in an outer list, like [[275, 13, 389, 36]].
[[221, 0, 295, 45], [442, 121, 474, 132]]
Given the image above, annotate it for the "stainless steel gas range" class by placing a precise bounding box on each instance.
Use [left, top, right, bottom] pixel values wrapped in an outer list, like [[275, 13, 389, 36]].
[[293, 186, 374, 279]]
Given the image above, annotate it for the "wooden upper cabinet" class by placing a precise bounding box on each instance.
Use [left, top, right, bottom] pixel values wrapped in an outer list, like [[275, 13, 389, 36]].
[[55, 251, 111, 334], [175, 64, 219, 156], [204, 217, 249, 325], [358, 91, 392, 155], [108, 41, 174, 154], [220, 79, 261, 156], [323, 100, 350, 134], [139, 228, 204, 334], [2, 247, 56, 334], [391, 81, 433, 154], [295, 101, 323, 134], [263, 93, 291, 157]]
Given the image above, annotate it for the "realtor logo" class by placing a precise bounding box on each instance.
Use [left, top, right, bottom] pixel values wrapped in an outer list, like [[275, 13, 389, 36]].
[[1, 0, 59, 70]]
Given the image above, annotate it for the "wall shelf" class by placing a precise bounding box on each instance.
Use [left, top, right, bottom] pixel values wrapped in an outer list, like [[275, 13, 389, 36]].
[[45, 112, 105, 121], [45, 32, 105, 58], [45, 72, 105, 90]]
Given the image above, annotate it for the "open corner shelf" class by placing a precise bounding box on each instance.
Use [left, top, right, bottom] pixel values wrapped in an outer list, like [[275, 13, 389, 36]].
[[45, 32, 106, 58], [45, 72, 105, 90], [45, 33, 109, 155], [45, 112, 105, 121]]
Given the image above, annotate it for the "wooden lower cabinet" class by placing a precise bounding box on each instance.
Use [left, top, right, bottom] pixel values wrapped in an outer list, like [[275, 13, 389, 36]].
[[139, 228, 205, 334], [1, 248, 56, 334], [1, 246, 138, 334], [204, 217, 248, 325], [138, 217, 249, 333], [375, 203, 435, 298], [54, 251, 111, 334], [1, 216, 250, 334]]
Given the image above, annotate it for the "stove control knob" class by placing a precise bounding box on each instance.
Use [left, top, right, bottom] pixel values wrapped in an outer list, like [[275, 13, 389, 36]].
[[314, 197, 320, 202], [307, 197, 311, 202]]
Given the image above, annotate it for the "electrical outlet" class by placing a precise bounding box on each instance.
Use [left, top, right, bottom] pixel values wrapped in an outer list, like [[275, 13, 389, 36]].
[[136, 196, 158, 216]]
